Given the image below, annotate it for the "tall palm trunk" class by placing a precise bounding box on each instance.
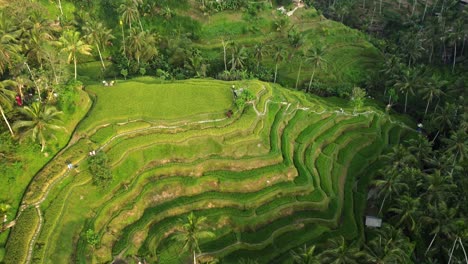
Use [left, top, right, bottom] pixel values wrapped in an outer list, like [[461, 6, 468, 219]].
[[424, 97, 431, 116], [0, 106, 14, 136], [378, 192, 389, 215], [308, 67, 316, 92], [193, 250, 197, 264], [96, 43, 106, 70], [222, 41, 228, 71], [24, 62, 41, 100], [58, 0, 63, 16], [404, 91, 408, 113], [274, 63, 278, 83], [422, 0, 428, 21], [411, 0, 417, 16], [295, 60, 302, 90], [74, 54, 77, 80], [425, 232, 438, 255], [452, 42, 456, 73]]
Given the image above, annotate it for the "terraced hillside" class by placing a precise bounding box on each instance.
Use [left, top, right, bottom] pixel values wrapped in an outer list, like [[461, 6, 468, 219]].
[[4, 78, 412, 264]]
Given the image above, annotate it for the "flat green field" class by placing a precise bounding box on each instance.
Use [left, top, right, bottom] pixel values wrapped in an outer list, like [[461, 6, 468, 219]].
[[79, 78, 234, 132], [3, 79, 412, 264]]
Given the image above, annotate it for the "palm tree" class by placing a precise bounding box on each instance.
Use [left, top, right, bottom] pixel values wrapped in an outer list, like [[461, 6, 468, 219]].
[[419, 75, 447, 116], [172, 212, 215, 264], [364, 224, 413, 263], [119, 0, 143, 31], [59, 30, 92, 80], [421, 201, 459, 256], [125, 29, 158, 66], [388, 195, 421, 232], [221, 38, 231, 72], [448, 18, 464, 73], [430, 103, 458, 141], [0, 80, 17, 136], [306, 46, 327, 92], [290, 244, 321, 264], [83, 20, 115, 70], [320, 236, 366, 264], [229, 43, 247, 70], [252, 43, 269, 70], [0, 21, 20, 75], [442, 129, 467, 163], [423, 170, 456, 204], [272, 45, 287, 83], [394, 67, 420, 113], [13, 102, 65, 152], [295, 50, 305, 90]]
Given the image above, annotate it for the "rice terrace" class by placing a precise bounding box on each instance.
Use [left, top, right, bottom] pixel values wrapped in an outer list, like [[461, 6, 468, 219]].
[[4, 78, 412, 263], [1, 0, 466, 263]]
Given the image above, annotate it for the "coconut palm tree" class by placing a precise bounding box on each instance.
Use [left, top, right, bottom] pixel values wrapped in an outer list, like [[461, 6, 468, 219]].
[[13, 102, 65, 152], [172, 212, 215, 264], [125, 29, 158, 66], [119, 0, 143, 31], [388, 195, 421, 232], [0, 80, 17, 136], [423, 170, 456, 204], [272, 44, 287, 83], [0, 19, 20, 75], [290, 244, 321, 264], [364, 224, 413, 263], [442, 129, 467, 163], [83, 20, 115, 70], [59, 30, 92, 80], [320, 236, 366, 264], [306, 46, 327, 92], [229, 43, 247, 70], [419, 75, 447, 116], [252, 43, 269, 70], [295, 50, 305, 90], [394, 67, 420, 113]]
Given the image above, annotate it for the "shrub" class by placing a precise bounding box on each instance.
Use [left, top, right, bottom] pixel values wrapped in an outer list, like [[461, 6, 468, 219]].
[[88, 152, 113, 187]]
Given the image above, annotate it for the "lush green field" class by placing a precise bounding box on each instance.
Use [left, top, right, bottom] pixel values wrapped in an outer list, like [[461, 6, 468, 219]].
[[78, 78, 234, 133], [3, 79, 412, 263]]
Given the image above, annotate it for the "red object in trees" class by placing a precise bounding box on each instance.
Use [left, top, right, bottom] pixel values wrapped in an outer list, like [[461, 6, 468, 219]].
[[15, 95, 23, 106]]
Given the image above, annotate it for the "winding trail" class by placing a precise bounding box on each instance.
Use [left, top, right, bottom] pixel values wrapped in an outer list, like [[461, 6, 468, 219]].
[[15, 85, 414, 263]]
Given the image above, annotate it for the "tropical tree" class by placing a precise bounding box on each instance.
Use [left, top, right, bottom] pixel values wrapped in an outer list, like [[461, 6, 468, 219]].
[[172, 212, 215, 264], [229, 43, 247, 70], [295, 50, 305, 89], [119, 0, 143, 31], [306, 46, 327, 92], [0, 80, 17, 136], [394, 67, 420, 113], [419, 75, 446, 116], [0, 14, 20, 74], [12, 102, 65, 152], [320, 236, 366, 264], [252, 43, 269, 70], [388, 194, 421, 232], [423, 170, 456, 204], [59, 30, 92, 80], [442, 129, 468, 163], [290, 244, 321, 264], [271, 44, 286, 83], [364, 224, 413, 263], [83, 20, 115, 70], [125, 29, 158, 66]]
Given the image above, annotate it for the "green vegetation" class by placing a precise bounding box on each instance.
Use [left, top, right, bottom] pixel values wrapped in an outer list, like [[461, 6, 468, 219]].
[[0, 0, 466, 263]]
